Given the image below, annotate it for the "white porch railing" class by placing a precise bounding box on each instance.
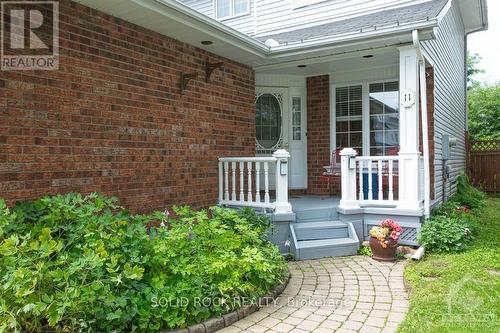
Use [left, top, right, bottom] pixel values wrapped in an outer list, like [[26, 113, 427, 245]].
[[355, 155, 400, 206], [218, 149, 292, 214], [339, 147, 424, 210]]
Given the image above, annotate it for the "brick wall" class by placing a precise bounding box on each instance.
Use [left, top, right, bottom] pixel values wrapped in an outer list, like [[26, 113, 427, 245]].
[[427, 67, 436, 200], [0, 0, 255, 212], [419, 67, 436, 200], [306, 75, 337, 195]]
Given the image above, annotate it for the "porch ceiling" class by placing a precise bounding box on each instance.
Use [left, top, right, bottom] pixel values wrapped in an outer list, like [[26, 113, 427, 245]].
[[255, 47, 400, 76]]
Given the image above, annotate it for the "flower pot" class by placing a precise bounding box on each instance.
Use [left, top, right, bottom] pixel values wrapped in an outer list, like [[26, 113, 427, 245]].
[[369, 237, 397, 262]]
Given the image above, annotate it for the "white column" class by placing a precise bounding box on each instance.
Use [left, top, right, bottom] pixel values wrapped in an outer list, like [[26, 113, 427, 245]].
[[272, 149, 292, 214], [339, 148, 359, 209], [398, 46, 422, 211]]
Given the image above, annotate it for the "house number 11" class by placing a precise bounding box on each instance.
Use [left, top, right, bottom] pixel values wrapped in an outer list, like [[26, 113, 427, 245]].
[[401, 89, 415, 108]]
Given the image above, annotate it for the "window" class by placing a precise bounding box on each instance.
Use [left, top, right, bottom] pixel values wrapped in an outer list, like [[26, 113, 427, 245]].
[[216, 0, 249, 19], [292, 97, 302, 140], [369, 81, 399, 155], [256, 94, 282, 149], [335, 85, 363, 153]]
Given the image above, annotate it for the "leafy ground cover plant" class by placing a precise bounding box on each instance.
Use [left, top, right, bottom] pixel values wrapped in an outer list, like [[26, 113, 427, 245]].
[[418, 174, 485, 254], [0, 193, 287, 333], [358, 246, 372, 256]]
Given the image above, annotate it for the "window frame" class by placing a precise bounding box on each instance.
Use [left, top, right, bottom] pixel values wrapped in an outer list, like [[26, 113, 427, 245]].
[[331, 78, 399, 158], [255, 93, 283, 151], [215, 0, 251, 20], [333, 84, 364, 154]]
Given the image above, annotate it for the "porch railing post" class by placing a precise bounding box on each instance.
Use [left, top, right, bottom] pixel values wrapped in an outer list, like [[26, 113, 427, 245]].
[[272, 149, 293, 214], [339, 148, 359, 210]]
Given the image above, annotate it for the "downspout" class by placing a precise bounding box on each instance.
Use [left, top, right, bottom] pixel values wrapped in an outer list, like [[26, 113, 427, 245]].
[[412, 30, 431, 218]]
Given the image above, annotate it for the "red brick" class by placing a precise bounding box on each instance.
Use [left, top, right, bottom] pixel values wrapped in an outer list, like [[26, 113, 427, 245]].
[[0, 0, 255, 212]]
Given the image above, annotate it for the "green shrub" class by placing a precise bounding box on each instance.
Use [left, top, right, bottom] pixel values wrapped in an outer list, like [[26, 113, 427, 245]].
[[454, 173, 486, 209], [0, 193, 287, 332], [418, 213, 476, 253]]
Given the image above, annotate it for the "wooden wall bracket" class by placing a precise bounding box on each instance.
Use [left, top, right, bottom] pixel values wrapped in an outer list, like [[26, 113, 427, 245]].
[[205, 61, 224, 83], [180, 72, 198, 94]]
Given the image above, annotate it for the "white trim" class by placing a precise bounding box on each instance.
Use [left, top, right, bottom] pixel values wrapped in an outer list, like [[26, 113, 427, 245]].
[[289, 87, 308, 189], [437, 0, 452, 22], [268, 20, 437, 52], [330, 82, 365, 158]]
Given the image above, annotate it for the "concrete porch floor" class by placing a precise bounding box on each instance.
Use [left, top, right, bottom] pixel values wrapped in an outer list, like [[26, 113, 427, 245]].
[[289, 196, 341, 213]]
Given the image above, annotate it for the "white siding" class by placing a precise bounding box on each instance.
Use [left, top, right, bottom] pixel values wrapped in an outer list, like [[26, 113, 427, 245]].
[[178, 0, 256, 35], [421, 1, 466, 203], [179, 0, 431, 36], [178, 0, 213, 16], [255, 0, 426, 35]]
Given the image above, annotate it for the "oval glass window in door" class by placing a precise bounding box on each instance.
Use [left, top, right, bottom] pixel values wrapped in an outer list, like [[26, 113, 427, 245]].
[[255, 93, 282, 150]]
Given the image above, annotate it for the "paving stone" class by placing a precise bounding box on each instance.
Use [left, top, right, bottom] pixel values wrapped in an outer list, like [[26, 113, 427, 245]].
[[290, 310, 312, 319], [215, 326, 240, 333], [272, 322, 295, 332], [283, 316, 303, 325], [296, 319, 320, 331], [216, 258, 409, 333], [348, 311, 368, 322], [341, 320, 364, 331], [319, 319, 342, 329], [245, 311, 268, 323], [360, 325, 382, 333], [307, 314, 327, 322], [258, 317, 281, 329], [289, 329, 309, 333], [365, 316, 386, 328], [247, 324, 268, 333]]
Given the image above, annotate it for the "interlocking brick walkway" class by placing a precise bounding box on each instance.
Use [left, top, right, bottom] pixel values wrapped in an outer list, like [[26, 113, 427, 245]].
[[218, 256, 408, 333]]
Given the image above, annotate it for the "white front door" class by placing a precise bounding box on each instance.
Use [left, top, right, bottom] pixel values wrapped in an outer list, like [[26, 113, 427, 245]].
[[255, 87, 307, 189]]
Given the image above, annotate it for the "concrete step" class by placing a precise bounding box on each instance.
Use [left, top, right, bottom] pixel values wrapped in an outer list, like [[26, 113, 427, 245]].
[[294, 207, 339, 223], [289, 220, 360, 260], [295, 237, 359, 260], [292, 221, 348, 240]]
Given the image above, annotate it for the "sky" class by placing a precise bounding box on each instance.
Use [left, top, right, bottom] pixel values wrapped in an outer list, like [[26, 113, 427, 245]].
[[467, 0, 499, 85]]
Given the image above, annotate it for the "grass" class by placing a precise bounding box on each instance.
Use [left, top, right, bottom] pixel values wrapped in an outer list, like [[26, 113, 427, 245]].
[[398, 198, 500, 333]]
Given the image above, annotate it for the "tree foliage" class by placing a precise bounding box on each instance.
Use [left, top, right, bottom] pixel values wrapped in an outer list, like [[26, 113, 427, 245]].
[[468, 83, 500, 140], [467, 52, 484, 88]]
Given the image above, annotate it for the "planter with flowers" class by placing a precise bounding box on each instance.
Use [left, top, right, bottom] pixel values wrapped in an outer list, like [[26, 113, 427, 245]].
[[368, 219, 403, 261]]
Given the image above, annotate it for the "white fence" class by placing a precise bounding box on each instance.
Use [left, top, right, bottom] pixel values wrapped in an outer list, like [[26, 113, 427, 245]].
[[339, 147, 424, 211], [355, 156, 399, 206], [218, 157, 275, 209], [218, 150, 292, 213]]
